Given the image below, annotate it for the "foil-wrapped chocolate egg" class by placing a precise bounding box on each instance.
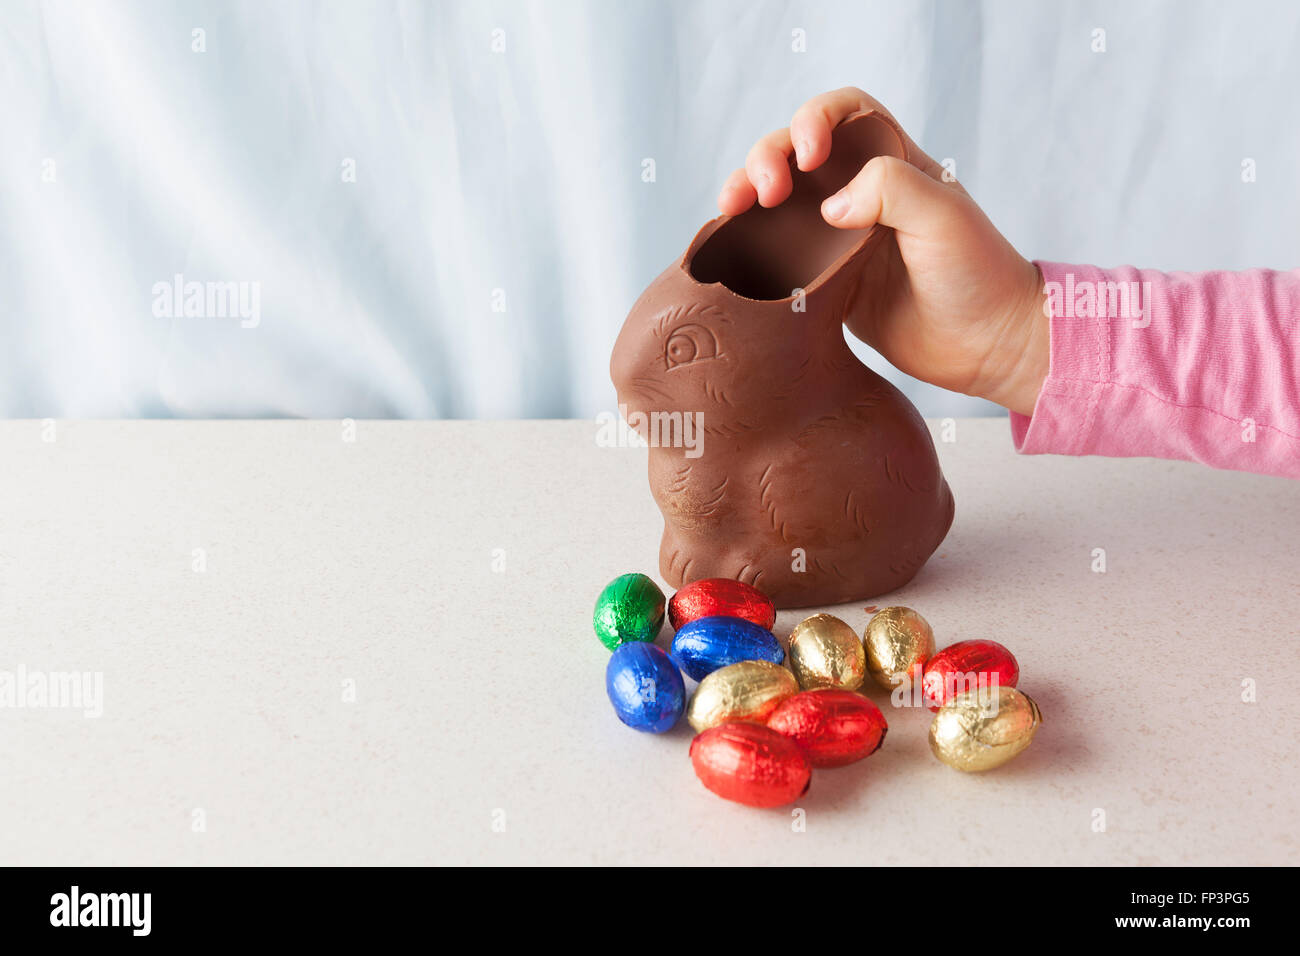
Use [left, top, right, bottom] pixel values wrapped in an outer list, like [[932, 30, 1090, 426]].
[[670, 615, 784, 682], [605, 642, 685, 733], [669, 578, 776, 631], [787, 613, 866, 691], [929, 686, 1042, 772], [686, 660, 799, 733], [593, 572, 666, 651], [767, 690, 888, 767], [689, 722, 811, 807], [863, 606, 935, 689], [921, 640, 1020, 712]]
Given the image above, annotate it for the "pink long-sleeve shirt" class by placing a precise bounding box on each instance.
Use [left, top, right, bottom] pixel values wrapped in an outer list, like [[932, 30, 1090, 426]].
[[1011, 262, 1300, 479]]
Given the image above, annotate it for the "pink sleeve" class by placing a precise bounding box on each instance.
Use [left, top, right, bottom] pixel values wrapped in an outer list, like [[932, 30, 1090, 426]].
[[1010, 261, 1300, 479]]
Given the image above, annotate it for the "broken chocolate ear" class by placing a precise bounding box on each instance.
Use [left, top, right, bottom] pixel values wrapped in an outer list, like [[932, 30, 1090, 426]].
[[687, 111, 908, 302]]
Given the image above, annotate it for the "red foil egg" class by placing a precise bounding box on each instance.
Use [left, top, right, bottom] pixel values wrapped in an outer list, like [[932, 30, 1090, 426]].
[[767, 690, 888, 768], [921, 640, 1020, 712], [689, 722, 811, 808], [669, 578, 776, 631]]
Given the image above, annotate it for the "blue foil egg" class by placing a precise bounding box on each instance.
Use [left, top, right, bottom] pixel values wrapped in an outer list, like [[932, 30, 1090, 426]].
[[670, 616, 784, 681], [606, 642, 686, 733]]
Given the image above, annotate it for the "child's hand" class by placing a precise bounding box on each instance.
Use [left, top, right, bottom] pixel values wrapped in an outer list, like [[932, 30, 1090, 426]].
[[719, 88, 1047, 417]]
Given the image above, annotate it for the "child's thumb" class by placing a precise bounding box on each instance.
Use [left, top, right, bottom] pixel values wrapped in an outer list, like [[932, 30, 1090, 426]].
[[819, 155, 961, 237]]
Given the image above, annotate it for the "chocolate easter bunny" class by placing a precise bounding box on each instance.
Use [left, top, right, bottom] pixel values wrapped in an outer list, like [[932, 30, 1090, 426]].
[[611, 111, 954, 608]]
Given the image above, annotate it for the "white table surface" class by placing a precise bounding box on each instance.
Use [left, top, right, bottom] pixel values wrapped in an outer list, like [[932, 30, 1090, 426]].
[[0, 419, 1295, 866]]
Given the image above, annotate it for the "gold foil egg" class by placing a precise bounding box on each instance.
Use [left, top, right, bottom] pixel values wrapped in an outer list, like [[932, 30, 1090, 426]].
[[929, 686, 1042, 772], [787, 613, 866, 691], [685, 660, 799, 733], [863, 606, 935, 689]]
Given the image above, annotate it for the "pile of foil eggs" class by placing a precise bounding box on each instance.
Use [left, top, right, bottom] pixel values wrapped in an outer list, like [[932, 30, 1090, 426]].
[[595, 573, 1041, 807]]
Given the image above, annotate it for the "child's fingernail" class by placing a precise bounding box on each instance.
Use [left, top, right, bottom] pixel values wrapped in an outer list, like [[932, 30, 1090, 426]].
[[793, 138, 809, 167], [822, 191, 849, 220]]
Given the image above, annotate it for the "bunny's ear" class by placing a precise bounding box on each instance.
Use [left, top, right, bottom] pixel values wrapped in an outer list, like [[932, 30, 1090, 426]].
[[685, 111, 907, 305]]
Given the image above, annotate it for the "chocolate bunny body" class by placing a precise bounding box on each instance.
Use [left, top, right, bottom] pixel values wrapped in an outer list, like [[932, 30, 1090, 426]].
[[611, 112, 954, 608]]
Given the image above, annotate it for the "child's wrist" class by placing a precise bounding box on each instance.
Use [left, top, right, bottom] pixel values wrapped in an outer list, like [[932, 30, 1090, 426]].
[[977, 261, 1049, 417]]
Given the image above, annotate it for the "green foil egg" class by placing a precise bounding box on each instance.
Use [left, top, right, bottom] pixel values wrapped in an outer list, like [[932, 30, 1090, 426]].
[[593, 573, 666, 650]]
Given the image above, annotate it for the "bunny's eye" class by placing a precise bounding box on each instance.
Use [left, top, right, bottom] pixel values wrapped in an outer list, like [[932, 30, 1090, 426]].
[[664, 324, 720, 370]]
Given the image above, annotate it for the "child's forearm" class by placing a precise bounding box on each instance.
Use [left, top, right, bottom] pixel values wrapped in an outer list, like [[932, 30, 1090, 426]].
[[1012, 262, 1300, 478]]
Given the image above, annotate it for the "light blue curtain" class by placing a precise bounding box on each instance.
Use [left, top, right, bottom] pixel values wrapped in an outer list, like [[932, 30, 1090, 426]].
[[3, 0, 1297, 418]]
